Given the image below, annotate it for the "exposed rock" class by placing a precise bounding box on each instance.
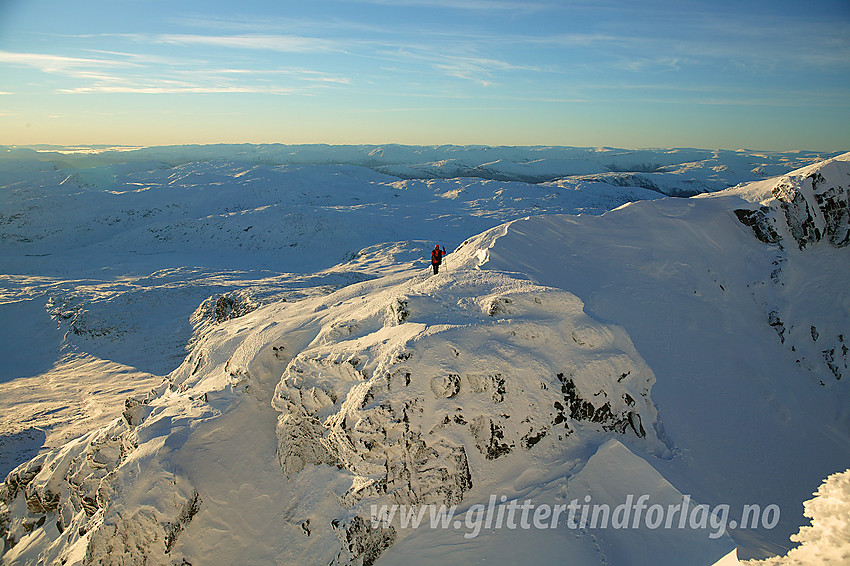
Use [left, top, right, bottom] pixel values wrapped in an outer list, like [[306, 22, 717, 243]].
[[734, 208, 781, 245], [83, 474, 200, 565], [520, 428, 547, 449], [772, 180, 822, 249], [736, 161, 850, 250], [123, 395, 153, 427], [163, 491, 202, 553], [330, 515, 396, 566], [2, 453, 47, 503], [768, 311, 786, 343], [486, 297, 513, 317], [553, 373, 641, 436], [470, 416, 513, 460], [386, 297, 410, 324], [465, 373, 506, 403], [25, 487, 60, 514], [628, 411, 646, 438], [276, 414, 337, 476], [823, 343, 848, 381], [194, 290, 258, 324], [430, 373, 461, 398], [810, 172, 850, 247]]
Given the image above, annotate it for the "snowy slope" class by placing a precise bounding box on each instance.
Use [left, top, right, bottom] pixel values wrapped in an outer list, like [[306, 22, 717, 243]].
[[449, 152, 850, 559], [0, 159, 661, 273], [0, 148, 671, 564], [0, 157, 660, 446], [1, 150, 849, 565], [1, 261, 735, 566]]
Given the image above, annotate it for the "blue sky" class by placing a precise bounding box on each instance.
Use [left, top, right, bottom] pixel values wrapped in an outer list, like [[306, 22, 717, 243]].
[[0, 0, 848, 149]]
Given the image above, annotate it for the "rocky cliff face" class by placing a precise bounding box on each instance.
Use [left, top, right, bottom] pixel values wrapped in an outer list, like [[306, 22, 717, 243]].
[[734, 156, 850, 251], [733, 154, 850, 383], [0, 390, 204, 565]]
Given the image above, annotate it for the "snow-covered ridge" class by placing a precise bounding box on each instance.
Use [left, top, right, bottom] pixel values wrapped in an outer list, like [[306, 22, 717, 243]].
[[1, 150, 848, 565], [447, 154, 850, 559], [723, 153, 850, 382], [0, 267, 671, 565], [728, 151, 850, 250]]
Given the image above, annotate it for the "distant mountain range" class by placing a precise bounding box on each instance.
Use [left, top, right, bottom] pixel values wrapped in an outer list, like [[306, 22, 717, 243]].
[[2, 144, 842, 195]]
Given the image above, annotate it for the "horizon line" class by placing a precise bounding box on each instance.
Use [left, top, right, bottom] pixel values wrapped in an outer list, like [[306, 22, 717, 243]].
[[2, 142, 848, 154]]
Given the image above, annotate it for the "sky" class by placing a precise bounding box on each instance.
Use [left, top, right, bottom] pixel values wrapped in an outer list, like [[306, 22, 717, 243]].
[[0, 0, 848, 150]]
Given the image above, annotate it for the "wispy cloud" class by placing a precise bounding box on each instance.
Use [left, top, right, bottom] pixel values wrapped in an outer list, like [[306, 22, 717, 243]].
[[82, 49, 196, 67], [171, 14, 391, 36], [4, 1, 846, 110], [0, 50, 132, 72], [204, 68, 352, 85], [0, 48, 351, 95], [339, 0, 549, 10], [56, 67, 351, 95], [430, 54, 541, 85], [153, 34, 340, 53], [59, 83, 301, 95], [615, 56, 690, 73]]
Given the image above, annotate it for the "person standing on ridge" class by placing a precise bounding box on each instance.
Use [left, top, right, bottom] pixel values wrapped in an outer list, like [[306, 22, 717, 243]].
[[431, 244, 447, 275]]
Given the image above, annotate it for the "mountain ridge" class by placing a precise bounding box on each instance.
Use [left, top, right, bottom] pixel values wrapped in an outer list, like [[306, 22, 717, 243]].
[[1, 151, 848, 565]]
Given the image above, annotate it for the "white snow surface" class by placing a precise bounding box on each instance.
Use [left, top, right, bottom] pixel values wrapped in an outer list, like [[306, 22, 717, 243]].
[[1, 146, 849, 565], [2, 143, 841, 195]]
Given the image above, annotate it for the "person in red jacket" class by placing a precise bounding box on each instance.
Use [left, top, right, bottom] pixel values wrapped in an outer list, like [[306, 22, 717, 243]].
[[431, 244, 447, 275]]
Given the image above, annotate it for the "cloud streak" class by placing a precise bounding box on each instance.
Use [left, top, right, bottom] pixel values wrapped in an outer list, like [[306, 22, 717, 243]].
[[338, 0, 550, 11], [0, 48, 352, 96], [154, 34, 340, 53], [0, 50, 133, 72], [1, 0, 847, 139]]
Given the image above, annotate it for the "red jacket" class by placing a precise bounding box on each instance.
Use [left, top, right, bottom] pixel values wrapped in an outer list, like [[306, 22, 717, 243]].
[[431, 247, 445, 265]]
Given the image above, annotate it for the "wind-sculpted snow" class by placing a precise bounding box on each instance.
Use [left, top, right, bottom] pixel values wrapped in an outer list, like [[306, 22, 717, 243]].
[[0, 268, 667, 565], [747, 469, 850, 566], [271, 272, 664, 508]]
